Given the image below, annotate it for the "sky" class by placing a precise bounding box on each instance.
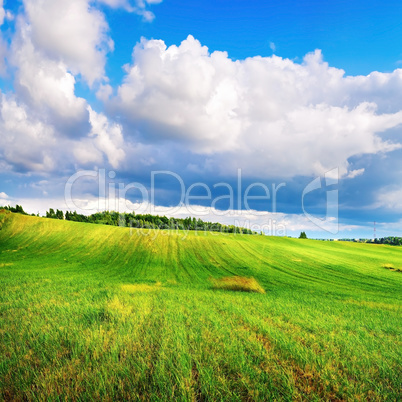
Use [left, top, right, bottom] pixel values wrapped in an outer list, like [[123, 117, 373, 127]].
[[1, 0, 402, 238]]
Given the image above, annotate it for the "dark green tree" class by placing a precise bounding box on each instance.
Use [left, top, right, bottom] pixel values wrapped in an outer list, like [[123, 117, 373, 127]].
[[46, 208, 56, 219]]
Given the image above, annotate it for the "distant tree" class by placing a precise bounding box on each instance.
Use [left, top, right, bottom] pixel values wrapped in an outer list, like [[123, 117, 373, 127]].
[[46, 208, 56, 219], [15, 205, 25, 214], [7, 204, 27, 215], [299, 231, 307, 239], [56, 209, 64, 220]]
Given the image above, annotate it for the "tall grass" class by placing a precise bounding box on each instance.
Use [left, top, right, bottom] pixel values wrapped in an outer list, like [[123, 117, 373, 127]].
[[211, 276, 266, 293]]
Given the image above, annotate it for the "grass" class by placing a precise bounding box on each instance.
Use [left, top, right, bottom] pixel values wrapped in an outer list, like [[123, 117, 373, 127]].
[[211, 276, 266, 293], [382, 263, 402, 272], [0, 211, 401, 400]]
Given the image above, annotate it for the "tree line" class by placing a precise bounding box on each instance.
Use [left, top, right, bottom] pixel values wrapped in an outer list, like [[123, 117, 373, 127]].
[[372, 237, 402, 246], [0, 205, 257, 235], [4, 205, 401, 241], [338, 237, 402, 246], [63, 210, 257, 234]]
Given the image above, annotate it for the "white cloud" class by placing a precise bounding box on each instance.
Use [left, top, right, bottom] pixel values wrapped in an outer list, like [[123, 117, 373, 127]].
[[98, 0, 130, 7], [74, 107, 125, 169], [346, 168, 365, 179], [0, 195, 9, 207], [23, 0, 113, 85], [0, 95, 126, 173], [0, 6, 126, 174], [376, 219, 402, 236], [12, 22, 89, 134], [97, 0, 162, 21], [0, 0, 5, 26], [111, 36, 402, 179], [96, 84, 113, 102], [0, 38, 7, 76], [374, 188, 402, 212], [0, 94, 57, 172]]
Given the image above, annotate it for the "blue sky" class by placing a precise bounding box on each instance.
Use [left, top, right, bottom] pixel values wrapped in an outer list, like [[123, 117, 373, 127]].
[[101, 0, 402, 78], [1, 0, 402, 238]]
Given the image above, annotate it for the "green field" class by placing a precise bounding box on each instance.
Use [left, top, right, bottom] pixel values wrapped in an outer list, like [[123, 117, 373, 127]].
[[0, 210, 401, 400]]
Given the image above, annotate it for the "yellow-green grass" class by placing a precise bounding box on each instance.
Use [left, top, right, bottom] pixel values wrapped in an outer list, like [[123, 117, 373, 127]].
[[0, 212, 401, 400], [211, 276, 266, 293]]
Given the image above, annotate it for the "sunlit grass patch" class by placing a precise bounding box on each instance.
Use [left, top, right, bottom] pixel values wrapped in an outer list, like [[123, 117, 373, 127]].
[[121, 282, 162, 293], [211, 276, 265, 293], [107, 296, 132, 318], [344, 299, 399, 311], [0, 209, 10, 228], [382, 263, 402, 272]]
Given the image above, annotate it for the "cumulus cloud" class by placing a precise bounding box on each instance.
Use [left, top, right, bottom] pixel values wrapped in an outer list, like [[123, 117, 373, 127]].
[[0, 95, 126, 174], [0, 94, 57, 172], [11, 21, 90, 137], [23, 0, 113, 85], [0, 1, 126, 174], [111, 36, 402, 179], [74, 107, 126, 169]]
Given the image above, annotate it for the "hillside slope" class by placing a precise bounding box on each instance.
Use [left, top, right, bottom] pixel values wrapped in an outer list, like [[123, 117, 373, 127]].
[[1, 211, 400, 294], [0, 211, 401, 400]]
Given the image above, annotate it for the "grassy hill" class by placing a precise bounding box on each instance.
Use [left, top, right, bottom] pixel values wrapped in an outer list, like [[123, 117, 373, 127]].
[[0, 210, 401, 400]]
